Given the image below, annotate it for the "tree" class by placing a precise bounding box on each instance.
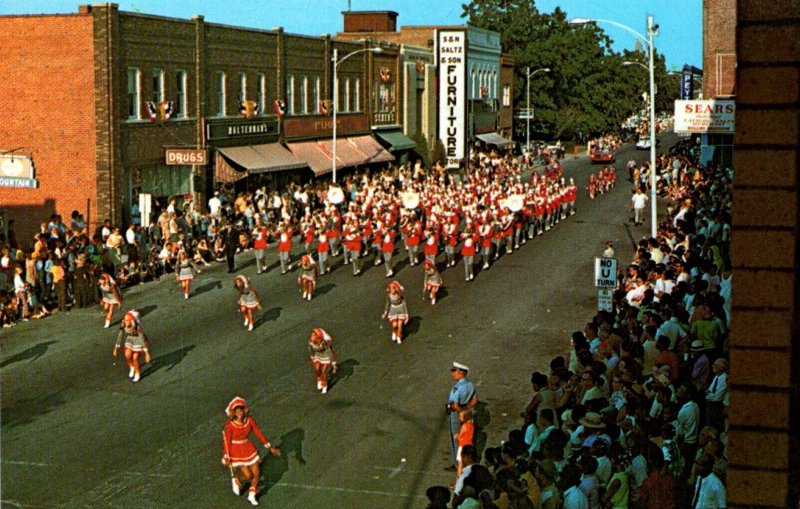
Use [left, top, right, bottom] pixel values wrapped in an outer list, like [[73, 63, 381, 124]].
[[410, 130, 431, 169], [431, 139, 446, 166]]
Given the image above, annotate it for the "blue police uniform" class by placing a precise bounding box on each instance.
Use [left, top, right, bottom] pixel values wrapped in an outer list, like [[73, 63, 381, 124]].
[[448, 377, 476, 467]]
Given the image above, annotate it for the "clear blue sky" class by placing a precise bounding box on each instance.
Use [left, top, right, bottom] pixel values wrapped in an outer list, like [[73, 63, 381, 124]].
[[0, 0, 702, 69]]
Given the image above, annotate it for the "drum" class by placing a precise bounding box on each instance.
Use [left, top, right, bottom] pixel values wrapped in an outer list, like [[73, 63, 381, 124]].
[[328, 186, 345, 204]]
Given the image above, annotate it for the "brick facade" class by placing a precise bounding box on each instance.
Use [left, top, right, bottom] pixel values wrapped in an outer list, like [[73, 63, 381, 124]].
[[728, 1, 800, 507], [703, 0, 736, 98], [0, 14, 97, 242]]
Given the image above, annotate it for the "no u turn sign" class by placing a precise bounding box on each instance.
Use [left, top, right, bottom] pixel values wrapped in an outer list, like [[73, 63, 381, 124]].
[[594, 258, 618, 288]]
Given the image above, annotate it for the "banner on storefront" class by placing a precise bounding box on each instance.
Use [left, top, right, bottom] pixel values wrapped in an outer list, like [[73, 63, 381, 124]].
[[674, 100, 735, 134], [437, 29, 467, 169]]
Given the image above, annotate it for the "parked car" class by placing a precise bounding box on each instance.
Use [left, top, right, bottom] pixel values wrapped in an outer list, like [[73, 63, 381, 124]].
[[545, 142, 565, 159], [636, 137, 651, 150], [590, 147, 616, 164]]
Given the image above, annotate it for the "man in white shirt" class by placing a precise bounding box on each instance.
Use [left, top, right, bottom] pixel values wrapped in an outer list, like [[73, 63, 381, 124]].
[[690, 454, 726, 508], [208, 192, 222, 218], [561, 464, 590, 509], [677, 384, 700, 478], [631, 188, 648, 226], [705, 358, 729, 433]]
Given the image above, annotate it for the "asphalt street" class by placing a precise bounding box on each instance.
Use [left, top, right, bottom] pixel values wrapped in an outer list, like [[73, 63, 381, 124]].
[[0, 135, 677, 508]]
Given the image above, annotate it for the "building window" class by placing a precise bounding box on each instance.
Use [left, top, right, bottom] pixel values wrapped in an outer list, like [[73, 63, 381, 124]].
[[258, 73, 266, 115], [313, 76, 321, 114], [471, 68, 477, 99], [301, 76, 308, 114], [175, 70, 187, 118], [217, 71, 226, 116], [152, 68, 164, 103], [502, 84, 511, 107], [286, 74, 294, 114], [354, 78, 360, 112], [238, 72, 247, 103], [127, 67, 140, 119], [343, 78, 351, 112]]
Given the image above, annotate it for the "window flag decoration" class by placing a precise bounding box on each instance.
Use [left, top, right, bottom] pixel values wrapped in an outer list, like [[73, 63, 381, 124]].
[[239, 100, 260, 119], [273, 99, 287, 117], [145, 100, 175, 122]]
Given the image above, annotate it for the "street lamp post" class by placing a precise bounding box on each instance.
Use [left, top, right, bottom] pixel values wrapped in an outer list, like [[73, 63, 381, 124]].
[[571, 16, 659, 238], [331, 46, 382, 184], [525, 67, 551, 157]]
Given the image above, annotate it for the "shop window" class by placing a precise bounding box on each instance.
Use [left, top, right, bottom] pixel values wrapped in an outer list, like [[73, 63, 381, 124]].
[[127, 67, 140, 119], [502, 84, 511, 107], [175, 70, 187, 118]]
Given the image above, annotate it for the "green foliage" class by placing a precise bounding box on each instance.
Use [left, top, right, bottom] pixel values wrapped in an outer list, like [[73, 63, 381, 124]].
[[431, 139, 447, 166], [410, 131, 431, 169], [462, 0, 677, 140]]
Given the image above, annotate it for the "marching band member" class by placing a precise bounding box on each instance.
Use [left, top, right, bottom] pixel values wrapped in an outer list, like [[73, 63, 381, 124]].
[[422, 260, 443, 305], [98, 273, 122, 328], [406, 216, 422, 266], [382, 281, 409, 344], [112, 310, 151, 383], [298, 255, 317, 301], [326, 208, 342, 257], [345, 219, 363, 276], [442, 216, 459, 268], [252, 215, 269, 274], [175, 250, 200, 299], [316, 228, 330, 276], [307, 328, 338, 394], [276, 220, 293, 274], [381, 228, 396, 277], [301, 215, 315, 256], [221, 397, 282, 506], [234, 275, 261, 332], [423, 229, 439, 266], [478, 221, 493, 270], [460, 226, 477, 281]]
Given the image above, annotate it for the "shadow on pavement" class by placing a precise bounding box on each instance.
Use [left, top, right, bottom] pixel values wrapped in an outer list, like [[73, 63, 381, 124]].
[[138, 304, 158, 318], [193, 279, 222, 297], [143, 344, 196, 378], [261, 427, 306, 491], [255, 307, 282, 328], [315, 283, 336, 297], [0, 340, 57, 368], [328, 358, 360, 391], [406, 316, 423, 338], [1, 390, 67, 429]]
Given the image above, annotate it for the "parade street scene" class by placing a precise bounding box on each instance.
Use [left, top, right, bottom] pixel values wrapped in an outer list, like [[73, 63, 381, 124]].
[[5, 0, 782, 508]]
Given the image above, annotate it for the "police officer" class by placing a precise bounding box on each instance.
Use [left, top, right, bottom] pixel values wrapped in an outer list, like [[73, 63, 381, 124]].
[[446, 362, 478, 471]]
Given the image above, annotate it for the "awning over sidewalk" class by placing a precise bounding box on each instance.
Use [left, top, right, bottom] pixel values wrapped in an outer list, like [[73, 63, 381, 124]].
[[349, 135, 395, 164], [287, 136, 395, 176], [217, 143, 306, 173], [214, 152, 248, 183], [476, 132, 515, 147], [374, 130, 417, 152]]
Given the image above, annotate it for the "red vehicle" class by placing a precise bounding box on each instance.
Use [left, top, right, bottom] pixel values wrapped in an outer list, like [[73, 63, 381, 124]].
[[590, 147, 616, 164]]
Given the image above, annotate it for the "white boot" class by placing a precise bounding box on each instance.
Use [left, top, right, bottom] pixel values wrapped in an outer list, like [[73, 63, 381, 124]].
[[104, 320, 110, 328], [317, 380, 322, 390], [231, 477, 241, 496], [321, 385, 328, 394], [132, 373, 140, 382], [128, 367, 135, 378], [247, 490, 259, 506]]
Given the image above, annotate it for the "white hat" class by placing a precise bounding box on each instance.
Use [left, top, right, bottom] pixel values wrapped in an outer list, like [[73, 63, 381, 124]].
[[451, 362, 469, 373]]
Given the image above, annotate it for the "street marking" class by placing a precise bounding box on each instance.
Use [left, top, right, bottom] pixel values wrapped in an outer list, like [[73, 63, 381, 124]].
[[386, 460, 406, 480], [271, 481, 426, 499], [372, 465, 448, 476], [3, 460, 50, 467]]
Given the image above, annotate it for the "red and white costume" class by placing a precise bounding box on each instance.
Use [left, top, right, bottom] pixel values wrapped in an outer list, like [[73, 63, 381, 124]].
[[222, 397, 272, 468]]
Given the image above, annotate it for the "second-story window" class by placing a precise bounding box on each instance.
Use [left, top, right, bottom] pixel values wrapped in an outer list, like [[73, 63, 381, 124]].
[[152, 68, 164, 103], [502, 84, 511, 107], [301, 75, 308, 114], [238, 72, 247, 103], [354, 78, 360, 112], [286, 74, 294, 115], [313, 76, 321, 114], [258, 73, 266, 115], [127, 67, 140, 119], [217, 71, 226, 116], [175, 70, 187, 118]]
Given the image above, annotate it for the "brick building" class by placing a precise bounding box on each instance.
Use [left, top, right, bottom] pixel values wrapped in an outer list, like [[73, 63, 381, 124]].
[[700, 0, 736, 167], [727, 3, 800, 507], [337, 11, 516, 168], [0, 4, 401, 245]]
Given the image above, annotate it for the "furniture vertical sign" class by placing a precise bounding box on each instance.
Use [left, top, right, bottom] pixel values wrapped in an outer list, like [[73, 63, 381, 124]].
[[437, 29, 466, 169]]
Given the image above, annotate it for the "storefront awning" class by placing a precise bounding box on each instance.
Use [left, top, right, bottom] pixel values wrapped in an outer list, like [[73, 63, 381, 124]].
[[374, 130, 417, 152], [286, 142, 333, 176], [288, 136, 395, 176], [476, 132, 515, 147], [217, 143, 306, 173], [349, 135, 395, 164], [214, 152, 248, 183]]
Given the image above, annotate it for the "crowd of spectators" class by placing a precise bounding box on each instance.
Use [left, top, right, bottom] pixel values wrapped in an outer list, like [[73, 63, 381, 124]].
[[428, 140, 731, 509]]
